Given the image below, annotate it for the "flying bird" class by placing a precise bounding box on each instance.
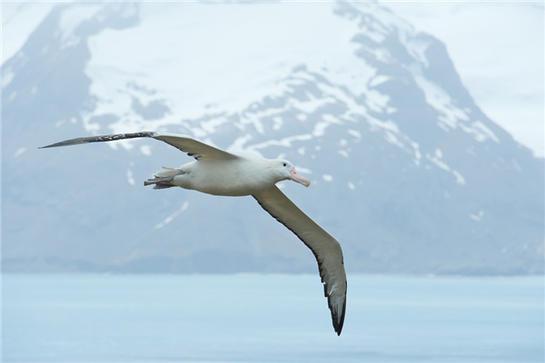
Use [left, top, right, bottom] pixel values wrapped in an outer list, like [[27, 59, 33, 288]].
[[41, 131, 347, 335]]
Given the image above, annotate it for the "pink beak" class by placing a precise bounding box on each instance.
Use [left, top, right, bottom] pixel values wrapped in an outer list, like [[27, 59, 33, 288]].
[[290, 167, 311, 187]]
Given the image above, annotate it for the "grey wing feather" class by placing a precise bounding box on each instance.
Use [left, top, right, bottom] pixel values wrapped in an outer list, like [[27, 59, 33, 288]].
[[253, 186, 347, 335], [153, 134, 237, 160], [40, 131, 237, 161], [39, 132, 156, 148]]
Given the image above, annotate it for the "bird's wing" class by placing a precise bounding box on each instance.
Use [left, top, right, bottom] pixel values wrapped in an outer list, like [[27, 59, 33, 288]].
[[252, 186, 347, 335], [153, 134, 237, 161], [40, 131, 237, 161]]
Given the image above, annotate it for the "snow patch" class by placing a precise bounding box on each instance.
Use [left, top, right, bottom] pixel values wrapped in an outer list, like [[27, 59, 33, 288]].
[[126, 168, 135, 186], [414, 74, 499, 144], [338, 150, 349, 158], [201, 117, 228, 135], [272, 116, 283, 131], [364, 89, 391, 113], [297, 166, 312, 174], [405, 36, 431, 68], [313, 114, 341, 137], [155, 201, 190, 230], [240, 113, 265, 134], [426, 152, 466, 186], [369, 74, 390, 87], [2, 70, 14, 88], [367, 118, 399, 133], [59, 5, 102, 48], [249, 134, 313, 151], [414, 74, 469, 127], [84, 2, 368, 129], [295, 96, 329, 114], [140, 145, 152, 156], [411, 141, 422, 165], [348, 129, 361, 139], [228, 134, 253, 153], [13, 147, 27, 158], [2, 3, 56, 64], [384, 132, 404, 148], [470, 210, 484, 222]]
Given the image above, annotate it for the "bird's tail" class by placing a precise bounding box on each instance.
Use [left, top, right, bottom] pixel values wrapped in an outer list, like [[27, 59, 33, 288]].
[[144, 167, 184, 190]]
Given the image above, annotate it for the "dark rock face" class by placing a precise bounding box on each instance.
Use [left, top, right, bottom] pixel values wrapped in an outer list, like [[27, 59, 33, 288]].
[[2, 2, 543, 274]]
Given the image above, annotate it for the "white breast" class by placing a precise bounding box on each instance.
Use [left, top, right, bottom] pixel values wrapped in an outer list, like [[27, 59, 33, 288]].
[[179, 159, 274, 196]]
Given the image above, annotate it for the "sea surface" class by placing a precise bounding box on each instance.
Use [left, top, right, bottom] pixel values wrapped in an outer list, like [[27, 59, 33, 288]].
[[2, 274, 544, 363]]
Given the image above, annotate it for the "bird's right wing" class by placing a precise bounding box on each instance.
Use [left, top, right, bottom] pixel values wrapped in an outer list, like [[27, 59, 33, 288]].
[[253, 186, 347, 335], [153, 134, 237, 161], [40, 131, 237, 161]]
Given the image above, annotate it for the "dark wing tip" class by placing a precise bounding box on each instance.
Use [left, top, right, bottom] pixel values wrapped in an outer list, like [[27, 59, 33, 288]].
[[328, 282, 347, 336], [38, 141, 70, 149], [39, 131, 156, 149], [333, 306, 346, 335]]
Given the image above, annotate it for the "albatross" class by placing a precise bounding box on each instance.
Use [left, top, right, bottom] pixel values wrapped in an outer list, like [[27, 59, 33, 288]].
[[41, 131, 347, 335]]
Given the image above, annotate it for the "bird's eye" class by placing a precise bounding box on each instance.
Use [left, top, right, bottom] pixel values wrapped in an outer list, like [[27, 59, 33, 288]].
[[283, 163, 287, 167]]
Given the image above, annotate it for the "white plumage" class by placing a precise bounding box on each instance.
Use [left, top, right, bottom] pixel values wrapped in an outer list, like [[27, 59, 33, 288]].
[[42, 131, 347, 335]]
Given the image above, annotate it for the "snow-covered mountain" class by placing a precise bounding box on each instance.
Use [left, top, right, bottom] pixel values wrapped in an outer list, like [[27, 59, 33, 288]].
[[2, 2, 543, 274]]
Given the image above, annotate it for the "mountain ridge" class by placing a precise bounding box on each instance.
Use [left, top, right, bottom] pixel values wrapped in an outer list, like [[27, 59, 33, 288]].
[[2, 1, 543, 274]]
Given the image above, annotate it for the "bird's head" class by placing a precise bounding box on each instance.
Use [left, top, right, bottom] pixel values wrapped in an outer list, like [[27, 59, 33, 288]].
[[272, 159, 311, 187]]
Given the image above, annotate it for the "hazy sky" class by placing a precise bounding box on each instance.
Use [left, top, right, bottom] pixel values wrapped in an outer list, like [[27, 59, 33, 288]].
[[2, 1, 543, 157]]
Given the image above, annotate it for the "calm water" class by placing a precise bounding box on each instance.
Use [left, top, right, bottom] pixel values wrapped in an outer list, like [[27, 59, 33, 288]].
[[2, 274, 544, 363]]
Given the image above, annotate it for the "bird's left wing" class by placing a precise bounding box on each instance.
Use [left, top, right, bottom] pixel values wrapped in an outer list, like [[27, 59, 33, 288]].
[[252, 186, 347, 335], [40, 131, 237, 161]]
